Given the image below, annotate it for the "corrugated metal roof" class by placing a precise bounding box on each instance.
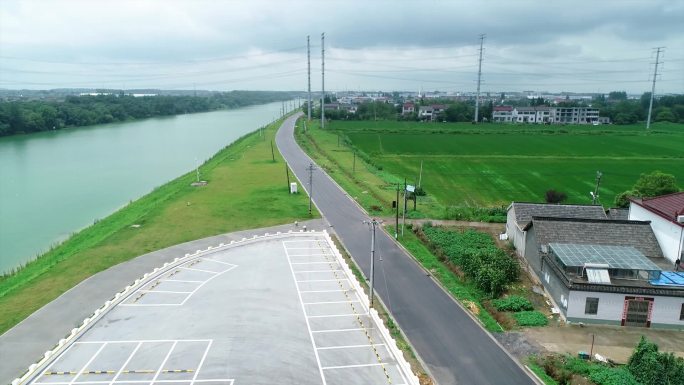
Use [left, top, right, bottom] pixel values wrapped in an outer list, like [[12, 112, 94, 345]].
[[631, 192, 684, 224]]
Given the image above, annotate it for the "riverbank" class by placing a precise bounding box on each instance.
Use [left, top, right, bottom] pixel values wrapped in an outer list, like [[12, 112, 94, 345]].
[[0, 116, 318, 334]]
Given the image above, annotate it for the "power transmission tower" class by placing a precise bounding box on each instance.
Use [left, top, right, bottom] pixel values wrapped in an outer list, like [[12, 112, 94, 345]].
[[307, 35, 312, 121], [321, 32, 326, 129], [474, 34, 485, 124], [646, 47, 664, 130]]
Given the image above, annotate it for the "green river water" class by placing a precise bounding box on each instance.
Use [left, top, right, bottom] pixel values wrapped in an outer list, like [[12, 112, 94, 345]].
[[0, 101, 286, 274]]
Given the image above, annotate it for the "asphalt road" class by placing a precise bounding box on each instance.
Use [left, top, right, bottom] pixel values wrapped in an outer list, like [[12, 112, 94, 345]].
[[276, 114, 538, 385]]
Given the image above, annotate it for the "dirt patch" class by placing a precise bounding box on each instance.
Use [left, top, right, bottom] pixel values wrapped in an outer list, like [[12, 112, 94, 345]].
[[493, 331, 545, 360]]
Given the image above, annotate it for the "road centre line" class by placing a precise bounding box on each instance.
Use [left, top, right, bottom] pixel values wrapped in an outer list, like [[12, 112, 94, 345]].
[[69, 342, 108, 385], [304, 300, 360, 305], [282, 243, 328, 385], [316, 343, 385, 350], [321, 362, 387, 370], [179, 267, 219, 274], [108, 341, 142, 385]]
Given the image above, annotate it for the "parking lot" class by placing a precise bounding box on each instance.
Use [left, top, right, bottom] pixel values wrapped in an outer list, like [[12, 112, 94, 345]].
[[25, 232, 415, 385]]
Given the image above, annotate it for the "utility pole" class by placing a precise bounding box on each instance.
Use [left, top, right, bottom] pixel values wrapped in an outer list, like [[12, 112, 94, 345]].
[[321, 32, 325, 129], [402, 178, 407, 237], [363, 218, 379, 309], [474, 34, 485, 124], [591, 171, 602, 205], [418, 160, 423, 188], [308, 163, 315, 216], [307, 35, 312, 121], [395, 184, 399, 239], [646, 47, 664, 130]]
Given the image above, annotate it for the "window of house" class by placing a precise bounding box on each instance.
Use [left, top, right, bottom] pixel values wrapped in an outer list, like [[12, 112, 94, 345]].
[[585, 297, 599, 315], [680, 303, 684, 321]]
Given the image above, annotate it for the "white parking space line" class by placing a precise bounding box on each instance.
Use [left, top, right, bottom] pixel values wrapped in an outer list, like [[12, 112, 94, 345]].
[[287, 253, 334, 257], [283, 242, 328, 385], [311, 328, 367, 333], [69, 342, 107, 385], [304, 300, 360, 305], [150, 341, 177, 385], [296, 278, 349, 283], [108, 341, 142, 385], [316, 344, 386, 350], [165, 280, 204, 283], [139, 290, 194, 294], [76, 339, 212, 344], [299, 289, 349, 293], [199, 257, 235, 266], [295, 270, 344, 273], [179, 267, 219, 274], [307, 314, 358, 318], [190, 340, 213, 385], [34, 380, 235, 384], [291, 261, 340, 265], [322, 362, 387, 370]]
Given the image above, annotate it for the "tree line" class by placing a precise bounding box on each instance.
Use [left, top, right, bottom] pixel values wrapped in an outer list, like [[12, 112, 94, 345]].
[[0, 91, 296, 136]]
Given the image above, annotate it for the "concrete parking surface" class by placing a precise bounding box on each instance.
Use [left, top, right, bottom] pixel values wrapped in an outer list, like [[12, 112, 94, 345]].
[[20, 231, 415, 385]]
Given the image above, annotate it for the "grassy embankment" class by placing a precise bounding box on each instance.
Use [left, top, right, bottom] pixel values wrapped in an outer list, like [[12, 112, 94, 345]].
[[303, 120, 684, 211], [0, 119, 317, 334]]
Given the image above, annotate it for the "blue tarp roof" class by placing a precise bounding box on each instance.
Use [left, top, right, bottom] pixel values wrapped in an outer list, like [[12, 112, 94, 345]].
[[650, 271, 684, 287]]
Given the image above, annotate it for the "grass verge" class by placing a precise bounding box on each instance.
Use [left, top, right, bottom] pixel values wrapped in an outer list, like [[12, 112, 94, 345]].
[[385, 224, 503, 332], [0, 118, 318, 334]]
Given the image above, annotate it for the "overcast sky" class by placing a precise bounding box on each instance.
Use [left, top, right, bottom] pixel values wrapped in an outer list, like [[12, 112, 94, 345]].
[[1, 0, 682, 94]]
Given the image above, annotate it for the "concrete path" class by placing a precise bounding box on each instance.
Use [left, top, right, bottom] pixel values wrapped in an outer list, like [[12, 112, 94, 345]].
[[0, 219, 325, 385], [276, 114, 538, 385]]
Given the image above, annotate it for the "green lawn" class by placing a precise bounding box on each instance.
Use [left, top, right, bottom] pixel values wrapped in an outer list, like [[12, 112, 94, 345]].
[[0, 119, 317, 334], [326, 120, 684, 207]]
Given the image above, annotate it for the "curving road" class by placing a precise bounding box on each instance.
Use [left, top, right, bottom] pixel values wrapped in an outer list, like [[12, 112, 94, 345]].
[[276, 113, 538, 385]]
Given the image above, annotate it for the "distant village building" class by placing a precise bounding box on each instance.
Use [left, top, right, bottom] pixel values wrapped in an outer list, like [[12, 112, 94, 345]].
[[418, 104, 447, 121], [492, 106, 602, 124], [402, 102, 415, 115]]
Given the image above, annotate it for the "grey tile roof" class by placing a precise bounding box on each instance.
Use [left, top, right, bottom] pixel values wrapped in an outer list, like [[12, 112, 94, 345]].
[[510, 202, 607, 228], [531, 217, 663, 259], [607, 208, 629, 220]]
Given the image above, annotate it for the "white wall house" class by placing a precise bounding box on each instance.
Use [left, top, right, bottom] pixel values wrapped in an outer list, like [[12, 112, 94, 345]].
[[492, 106, 601, 124], [629, 193, 684, 265]]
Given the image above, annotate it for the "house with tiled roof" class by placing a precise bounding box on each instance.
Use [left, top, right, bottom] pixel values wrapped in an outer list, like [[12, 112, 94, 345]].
[[506, 202, 607, 257], [523, 217, 683, 329], [629, 192, 684, 264]]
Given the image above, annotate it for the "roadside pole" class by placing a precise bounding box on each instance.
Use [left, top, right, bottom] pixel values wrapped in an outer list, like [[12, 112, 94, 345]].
[[395, 184, 399, 239], [402, 178, 407, 237]]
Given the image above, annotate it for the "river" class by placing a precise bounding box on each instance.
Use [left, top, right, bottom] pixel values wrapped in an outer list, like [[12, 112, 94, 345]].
[[0, 101, 287, 274]]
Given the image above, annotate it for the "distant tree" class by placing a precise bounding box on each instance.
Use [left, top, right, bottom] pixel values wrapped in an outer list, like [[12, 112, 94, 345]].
[[633, 171, 679, 197], [608, 91, 628, 101], [545, 189, 567, 204], [614, 171, 680, 207], [655, 107, 676, 122]]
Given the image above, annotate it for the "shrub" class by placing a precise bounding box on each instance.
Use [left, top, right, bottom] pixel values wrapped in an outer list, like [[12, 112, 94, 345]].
[[513, 311, 548, 327], [628, 336, 684, 385], [545, 189, 567, 203], [492, 295, 533, 312]]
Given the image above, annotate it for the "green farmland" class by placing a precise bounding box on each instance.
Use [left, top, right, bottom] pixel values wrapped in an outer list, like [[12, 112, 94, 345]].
[[306, 120, 684, 209]]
